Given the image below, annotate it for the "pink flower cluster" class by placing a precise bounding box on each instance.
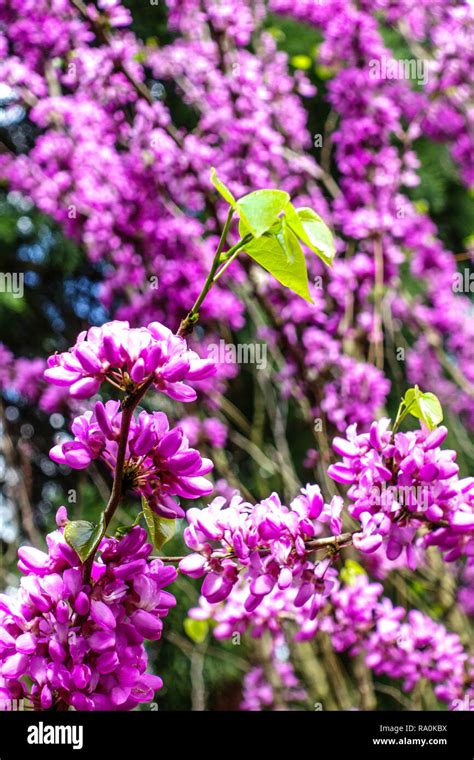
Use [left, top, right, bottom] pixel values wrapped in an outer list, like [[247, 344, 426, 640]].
[[326, 576, 472, 708], [180, 426, 474, 623], [191, 573, 474, 710], [0, 0, 473, 714], [44, 320, 215, 401], [177, 415, 228, 450], [180, 434, 474, 622], [179, 486, 343, 615], [328, 419, 474, 565], [269, 0, 474, 431], [50, 401, 213, 519], [0, 511, 176, 711], [190, 581, 325, 643], [2, 0, 473, 437]]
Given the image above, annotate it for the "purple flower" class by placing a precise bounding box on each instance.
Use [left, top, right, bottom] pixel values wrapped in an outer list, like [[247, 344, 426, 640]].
[[180, 485, 342, 614], [352, 512, 384, 554], [329, 419, 474, 562], [50, 401, 213, 518], [44, 320, 215, 402], [0, 510, 176, 711]]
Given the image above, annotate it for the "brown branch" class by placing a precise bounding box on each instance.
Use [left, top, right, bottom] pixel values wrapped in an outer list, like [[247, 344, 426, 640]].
[[157, 513, 451, 565], [82, 375, 153, 582]]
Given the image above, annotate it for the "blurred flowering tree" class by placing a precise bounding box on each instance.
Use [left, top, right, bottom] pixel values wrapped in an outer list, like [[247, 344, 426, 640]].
[[0, 0, 473, 711]]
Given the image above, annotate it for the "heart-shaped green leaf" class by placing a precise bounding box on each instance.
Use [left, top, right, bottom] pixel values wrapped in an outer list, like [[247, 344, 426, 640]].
[[236, 189, 290, 238], [240, 218, 313, 302], [142, 496, 176, 550], [417, 394, 443, 429], [403, 387, 443, 430], [286, 204, 336, 266], [210, 167, 236, 206], [340, 559, 366, 586], [184, 617, 209, 644], [64, 515, 105, 563]]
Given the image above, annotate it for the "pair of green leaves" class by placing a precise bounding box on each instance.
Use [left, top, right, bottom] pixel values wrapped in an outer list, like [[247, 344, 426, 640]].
[[115, 499, 175, 551], [211, 168, 335, 303], [400, 386, 443, 431], [63, 498, 176, 563]]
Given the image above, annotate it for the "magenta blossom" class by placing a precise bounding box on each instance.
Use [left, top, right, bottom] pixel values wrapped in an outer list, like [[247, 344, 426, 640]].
[[191, 574, 474, 711], [180, 486, 342, 615], [44, 320, 215, 401], [0, 510, 176, 711], [328, 419, 474, 565], [50, 401, 214, 518]]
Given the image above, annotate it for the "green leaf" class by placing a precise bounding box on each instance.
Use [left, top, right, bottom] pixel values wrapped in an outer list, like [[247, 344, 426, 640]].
[[315, 65, 335, 81], [142, 496, 176, 550], [414, 393, 444, 430], [115, 524, 134, 538], [210, 167, 236, 206], [184, 617, 209, 644], [236, 189, 290, 238], [290, 54, 312, 70], [340, 559, 366, 586], [285, 204, 336, 266], [403, 386, 443, 430], [241, 219, 313, 302], [115, 511, 143, 538], [64, 515, 105, 563], [411, 580, 427, 596], [0, 291, 26, 313]]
